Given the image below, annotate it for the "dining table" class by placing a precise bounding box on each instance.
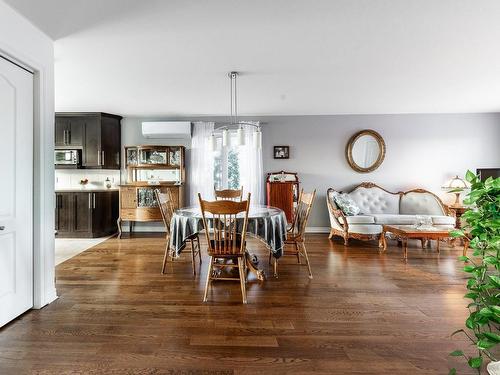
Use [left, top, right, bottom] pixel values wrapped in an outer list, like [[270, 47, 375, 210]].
[[170, 204, 288, 280]]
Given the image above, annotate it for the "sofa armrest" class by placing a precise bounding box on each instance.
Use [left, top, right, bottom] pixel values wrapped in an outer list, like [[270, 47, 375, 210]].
[[326, 188, 347, 230], [443, 205, 456, 217]]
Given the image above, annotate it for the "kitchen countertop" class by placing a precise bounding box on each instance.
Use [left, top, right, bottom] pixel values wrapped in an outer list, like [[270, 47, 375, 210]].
[[55, 188, 119, 193]]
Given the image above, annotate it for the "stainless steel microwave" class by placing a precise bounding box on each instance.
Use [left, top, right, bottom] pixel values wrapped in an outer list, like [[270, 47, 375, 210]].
[[55, 149, 80, 167]]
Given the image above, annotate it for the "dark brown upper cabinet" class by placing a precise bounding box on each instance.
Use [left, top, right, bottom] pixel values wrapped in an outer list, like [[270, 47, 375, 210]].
[[55, 116, 84, 148], [56, 112, 122, 170]]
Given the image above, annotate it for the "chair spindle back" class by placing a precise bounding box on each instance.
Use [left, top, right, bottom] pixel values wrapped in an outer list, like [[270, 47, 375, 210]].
[[155, 189, 175, 235], [198, 193, 251, 256], [214, 187, 244, 201], [290, 189, 316, 237]]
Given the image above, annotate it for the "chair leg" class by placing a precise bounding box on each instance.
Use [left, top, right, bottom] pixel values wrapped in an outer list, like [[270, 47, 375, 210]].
[[294, 242, 301, 264], [197, 236, 202, 263], [203, 256, 213, 302], [161, 238, 170, 274], [300, 241, 313, 279], [273, 257, 278, 278], [238, 258, 247, 304], [190, 239, 196, 276], [268, 251, 272, 265], [343, 234, 349, 246]]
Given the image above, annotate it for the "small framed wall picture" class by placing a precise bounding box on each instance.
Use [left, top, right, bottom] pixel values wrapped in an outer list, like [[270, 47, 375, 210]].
[[273, 146, 290, 159]]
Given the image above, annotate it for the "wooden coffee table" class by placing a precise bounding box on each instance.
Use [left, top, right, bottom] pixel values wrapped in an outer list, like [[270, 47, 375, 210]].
[[380, 225, 469, 260]]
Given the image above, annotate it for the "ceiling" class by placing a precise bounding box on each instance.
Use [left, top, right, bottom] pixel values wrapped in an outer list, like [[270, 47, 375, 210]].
[[5, 0, 500, 116]]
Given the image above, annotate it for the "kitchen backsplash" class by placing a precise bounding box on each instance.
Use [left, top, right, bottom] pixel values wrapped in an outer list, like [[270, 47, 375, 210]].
[[55, 170, 121, 190]]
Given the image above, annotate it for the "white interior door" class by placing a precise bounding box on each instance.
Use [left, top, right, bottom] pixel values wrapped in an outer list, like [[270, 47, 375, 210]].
[[0, 57, 33, 327]]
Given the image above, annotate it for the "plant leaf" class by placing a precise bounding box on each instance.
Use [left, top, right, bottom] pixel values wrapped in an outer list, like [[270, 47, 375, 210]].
[[449, 350, 464, 357], [468, 357, 482, 368]]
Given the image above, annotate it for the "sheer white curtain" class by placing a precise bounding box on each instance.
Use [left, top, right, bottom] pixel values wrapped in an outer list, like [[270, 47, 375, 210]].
[[239, 122, 264, 204], [189, 122, 215, 204]]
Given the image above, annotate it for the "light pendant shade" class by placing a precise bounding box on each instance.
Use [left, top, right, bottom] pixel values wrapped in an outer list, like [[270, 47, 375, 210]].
[[236, 127, 245, 146], [253, 129, 262, 149], [208, 134, 217, 151], [222, 128, 229, 147]]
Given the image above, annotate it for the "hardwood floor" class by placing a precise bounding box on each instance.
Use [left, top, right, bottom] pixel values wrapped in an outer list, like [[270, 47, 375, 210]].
[[0, 234, 474, 374]]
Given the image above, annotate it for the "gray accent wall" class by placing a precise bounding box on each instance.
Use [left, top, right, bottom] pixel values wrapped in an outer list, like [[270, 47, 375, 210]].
[[121, 113, 500, 231]]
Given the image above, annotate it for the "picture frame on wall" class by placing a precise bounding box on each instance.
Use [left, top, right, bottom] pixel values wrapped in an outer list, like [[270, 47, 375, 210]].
[[274, 146, 290, 159]]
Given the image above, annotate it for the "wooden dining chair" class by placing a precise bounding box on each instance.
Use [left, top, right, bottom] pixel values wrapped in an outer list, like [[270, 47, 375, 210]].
[[272, 189, 316, 279], [155, 189, 201, 275], [214, 186, 243, 201], [198, 192, 251, 303]]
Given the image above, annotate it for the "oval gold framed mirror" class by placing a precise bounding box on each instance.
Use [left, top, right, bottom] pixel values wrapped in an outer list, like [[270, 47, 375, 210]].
[[345, 129, 386, 173]]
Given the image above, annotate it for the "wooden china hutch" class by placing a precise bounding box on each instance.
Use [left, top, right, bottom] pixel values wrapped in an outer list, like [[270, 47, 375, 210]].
[[266, 171, 300, 222], [117, 145, 185, 238]]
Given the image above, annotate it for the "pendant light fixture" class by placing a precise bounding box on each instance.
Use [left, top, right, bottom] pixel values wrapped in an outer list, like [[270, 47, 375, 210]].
[[208, 71, 261, 150]]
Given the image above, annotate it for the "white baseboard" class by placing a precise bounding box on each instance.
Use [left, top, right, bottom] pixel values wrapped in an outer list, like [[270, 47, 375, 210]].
[[124, 224, 331, 234], [305, 226, 330, 233]]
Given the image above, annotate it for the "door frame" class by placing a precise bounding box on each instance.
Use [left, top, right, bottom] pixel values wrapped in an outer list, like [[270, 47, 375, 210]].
[[0, 44, 57, 309]]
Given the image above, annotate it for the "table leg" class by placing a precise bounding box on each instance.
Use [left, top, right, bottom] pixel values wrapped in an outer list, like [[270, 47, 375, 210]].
[[245, 251, 265, 281], [403, 239, 408, 261], [436, 239, 440, 253], [117, 217, 122, 239]]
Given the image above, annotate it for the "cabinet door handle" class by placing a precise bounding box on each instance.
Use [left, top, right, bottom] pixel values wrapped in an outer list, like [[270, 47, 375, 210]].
[[93, 193, 96, 209], [67, 130, 71, 144], [63, 130, 67, 144], [89, 194, 92, 209], [101, 151, 105, 166], [97, 150, 101, 166]]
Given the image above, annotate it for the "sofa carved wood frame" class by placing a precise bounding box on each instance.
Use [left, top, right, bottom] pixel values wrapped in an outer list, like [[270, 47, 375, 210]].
[[326, 182, 454, 246]]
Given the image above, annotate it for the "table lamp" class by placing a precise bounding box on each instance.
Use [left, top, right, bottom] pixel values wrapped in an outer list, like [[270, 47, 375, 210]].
[[441, 175, 469, 207]]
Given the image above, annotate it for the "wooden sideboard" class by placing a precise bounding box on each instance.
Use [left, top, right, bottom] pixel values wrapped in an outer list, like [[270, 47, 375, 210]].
[[266, 171, 299, 222], [117, 145, 185, 238]]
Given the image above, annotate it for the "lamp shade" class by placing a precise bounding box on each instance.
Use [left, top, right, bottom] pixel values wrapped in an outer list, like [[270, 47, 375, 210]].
[[253, 129, 262, 149], [222, 129, 229, 147], [208, 134, 217, 151], [236, 127, 245, 146], [442, 175, 469, 191]]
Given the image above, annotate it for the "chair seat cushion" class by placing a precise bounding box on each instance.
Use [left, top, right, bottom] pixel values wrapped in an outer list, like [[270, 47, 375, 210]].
[[431, 215, 456, 225], [348, 224, 382, 234], [370, 214, 416, 225], [340, 215, 375, 225]]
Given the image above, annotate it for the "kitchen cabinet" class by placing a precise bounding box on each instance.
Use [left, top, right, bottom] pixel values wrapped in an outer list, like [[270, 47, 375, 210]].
[[56, 113, 122, 170], [55, 191, 119, 238], [55, 116, 83, 148]]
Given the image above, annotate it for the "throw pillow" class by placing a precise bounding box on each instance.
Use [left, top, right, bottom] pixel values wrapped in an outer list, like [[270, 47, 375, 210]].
[[333, 192, 361, 216]]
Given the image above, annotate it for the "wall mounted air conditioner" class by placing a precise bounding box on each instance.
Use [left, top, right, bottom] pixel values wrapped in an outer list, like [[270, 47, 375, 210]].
[[141, 121, 191, 139]]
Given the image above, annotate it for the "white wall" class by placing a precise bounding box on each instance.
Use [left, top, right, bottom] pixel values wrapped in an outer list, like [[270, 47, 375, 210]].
[[0, 0, 56, 307], [122, 113, 500, 231], [261, 113, 500, 228]]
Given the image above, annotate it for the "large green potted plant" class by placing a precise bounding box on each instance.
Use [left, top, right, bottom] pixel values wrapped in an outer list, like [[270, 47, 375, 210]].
[[449, 171, 500, 375]]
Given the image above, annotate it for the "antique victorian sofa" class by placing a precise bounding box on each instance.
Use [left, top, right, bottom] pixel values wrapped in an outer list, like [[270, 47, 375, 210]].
[[327, 182, 455, 246]]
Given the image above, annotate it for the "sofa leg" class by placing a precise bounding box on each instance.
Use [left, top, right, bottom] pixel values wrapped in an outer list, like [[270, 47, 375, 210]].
[[328, 229, 335, 240], [343, 235, 349, 246], [378, 234, 385, 250]]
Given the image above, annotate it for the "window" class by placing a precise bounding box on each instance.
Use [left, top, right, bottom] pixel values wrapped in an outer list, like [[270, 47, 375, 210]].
[[213, 136, 240, 190]]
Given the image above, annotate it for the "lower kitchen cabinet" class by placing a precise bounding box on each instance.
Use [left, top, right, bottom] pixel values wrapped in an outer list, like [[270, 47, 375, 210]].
[[55, 191, 119, 238]]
